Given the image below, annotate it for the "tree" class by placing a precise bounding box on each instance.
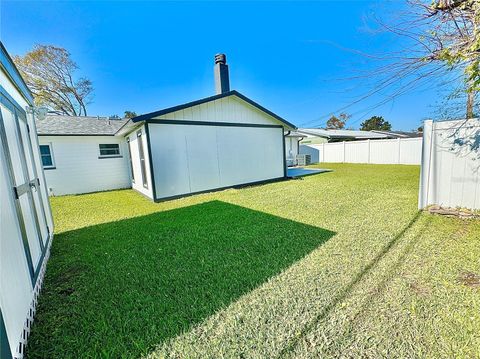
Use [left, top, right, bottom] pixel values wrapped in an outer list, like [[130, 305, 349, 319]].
[[13, 44, 93, 116], [124, 110, 137, 119], [369, 0, 480, 119], [326, 113, 350, 129], [360, 116, 392, 131]]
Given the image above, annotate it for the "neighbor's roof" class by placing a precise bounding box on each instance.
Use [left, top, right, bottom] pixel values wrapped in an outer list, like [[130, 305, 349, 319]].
[[36, 115, 129, 136], [286, 131, 306, 137], [297, 128, 392, 140], [371, 130, 423, 138], [131, 90, 296, 129]]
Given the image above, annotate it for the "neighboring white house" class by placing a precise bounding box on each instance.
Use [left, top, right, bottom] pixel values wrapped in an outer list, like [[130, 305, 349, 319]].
[[120, 54, 295, 201], [36, 115, 132, 196], [419, 118, 480, 210], [285, 131, 304, 166], [1, 41, 53, 359]]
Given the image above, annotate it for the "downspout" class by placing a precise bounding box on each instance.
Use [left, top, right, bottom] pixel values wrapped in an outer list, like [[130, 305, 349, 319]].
[[297, 136, 304, 154], [283, 130, 290, 177]]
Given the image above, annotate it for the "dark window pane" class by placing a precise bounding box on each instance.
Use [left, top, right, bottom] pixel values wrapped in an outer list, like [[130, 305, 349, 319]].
[[137, 131, 148, 188], [40, 145, 51, 155], [41, 155, 53, 167], [100, 144, 119, 149], [99, 144, 120, 156]]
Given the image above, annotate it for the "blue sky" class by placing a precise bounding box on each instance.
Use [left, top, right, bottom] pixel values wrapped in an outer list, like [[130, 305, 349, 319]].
[[1, 1, 442, 130]]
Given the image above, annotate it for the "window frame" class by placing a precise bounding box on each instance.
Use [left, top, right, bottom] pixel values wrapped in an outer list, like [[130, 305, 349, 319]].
[[137, 130, 148, 189], [98, 143, 122, 158], [39, 143, 55, 169], [126, 137, 135, 183]]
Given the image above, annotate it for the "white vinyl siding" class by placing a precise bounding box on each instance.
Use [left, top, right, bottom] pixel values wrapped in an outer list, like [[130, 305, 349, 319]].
[[38, 136, 131, 196], [148, 124, 284, 199], [125, 94, 288, 201], [285, 137, 299, 166], [154, 95, 286, 126]]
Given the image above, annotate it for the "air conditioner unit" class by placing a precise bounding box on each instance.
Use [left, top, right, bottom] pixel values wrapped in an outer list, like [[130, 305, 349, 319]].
[[296, 154, 311, 166]]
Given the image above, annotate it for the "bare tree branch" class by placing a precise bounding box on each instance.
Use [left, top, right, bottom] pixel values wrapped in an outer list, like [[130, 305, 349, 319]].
[[13, 44, 93, 116]]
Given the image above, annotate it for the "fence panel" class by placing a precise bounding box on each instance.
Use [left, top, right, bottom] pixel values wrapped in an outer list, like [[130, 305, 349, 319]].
[[418, 119, 480, 210], [399, 137, 423, 164], [299, 137, 422, 166], [323, 142, 344, 162], [345, 141, 369, 163]]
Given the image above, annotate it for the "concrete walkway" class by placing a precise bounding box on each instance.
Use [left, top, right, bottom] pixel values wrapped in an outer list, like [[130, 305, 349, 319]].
[[287, 167, 331, 178]]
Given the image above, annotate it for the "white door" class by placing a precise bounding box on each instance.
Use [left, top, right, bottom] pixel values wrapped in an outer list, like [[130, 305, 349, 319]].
[[0, 102, 50, 284]]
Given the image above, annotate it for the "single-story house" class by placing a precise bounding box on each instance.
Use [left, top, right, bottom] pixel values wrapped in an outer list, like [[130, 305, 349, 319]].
[[33, 54, 296, 199], [36, 115, 132, 196], [119, 54, 295, 201], [1, 41, 53, 359]]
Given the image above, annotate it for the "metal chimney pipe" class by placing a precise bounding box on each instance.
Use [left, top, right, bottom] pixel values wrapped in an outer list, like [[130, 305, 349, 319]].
[[214, 53, 230, 94]]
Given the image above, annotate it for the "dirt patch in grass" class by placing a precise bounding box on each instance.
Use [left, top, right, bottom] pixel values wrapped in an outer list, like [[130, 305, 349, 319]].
[[409, 281, 431, 296], [458, 271, 480, 288]]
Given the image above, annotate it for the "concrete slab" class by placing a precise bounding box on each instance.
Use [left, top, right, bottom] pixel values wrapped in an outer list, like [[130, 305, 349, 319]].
[[287, 167, 331, 178]]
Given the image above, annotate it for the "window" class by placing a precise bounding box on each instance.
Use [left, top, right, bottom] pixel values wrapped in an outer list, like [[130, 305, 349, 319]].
[[137, 130, 148, 188], [126, 138, 135, 182], [99, 143, 120, 157], [39, 144, 55, 169]]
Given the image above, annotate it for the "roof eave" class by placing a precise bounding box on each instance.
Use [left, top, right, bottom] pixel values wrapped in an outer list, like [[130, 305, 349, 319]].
[[131, 90, 296, 129], [0, 41, 34, 105]]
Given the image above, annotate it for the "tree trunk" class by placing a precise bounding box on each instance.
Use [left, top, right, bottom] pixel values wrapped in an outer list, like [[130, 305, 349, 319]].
[[466, 91, 475, 119]]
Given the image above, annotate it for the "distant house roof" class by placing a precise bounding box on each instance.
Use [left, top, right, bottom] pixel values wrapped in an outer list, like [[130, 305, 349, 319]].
[[297, 128, 392, 141], [36, 115, 129, 136], [131, 90, 296, 129], [371, 130, 423, 138], [286, 131, 306, 138]]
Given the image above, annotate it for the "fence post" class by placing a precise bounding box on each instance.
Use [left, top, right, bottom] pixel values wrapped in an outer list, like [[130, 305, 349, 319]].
[[343, 141, 346, 163]]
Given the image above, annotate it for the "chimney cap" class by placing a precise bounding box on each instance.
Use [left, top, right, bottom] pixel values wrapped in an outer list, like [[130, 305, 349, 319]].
[[214, 53, 227, 65]]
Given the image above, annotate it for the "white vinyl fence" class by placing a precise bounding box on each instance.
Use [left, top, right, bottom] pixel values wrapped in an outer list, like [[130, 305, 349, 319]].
[[300, 137, 422, 165], [418, 119, 480, 210]]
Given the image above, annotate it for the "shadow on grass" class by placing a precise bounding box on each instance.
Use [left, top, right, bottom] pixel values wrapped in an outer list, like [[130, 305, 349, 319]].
[[278, 211, 423, 357], [27, 200, 335, 358]]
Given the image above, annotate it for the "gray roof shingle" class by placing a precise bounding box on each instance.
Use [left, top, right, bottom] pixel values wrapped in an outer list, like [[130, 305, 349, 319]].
[[36, 115, 129, 135]]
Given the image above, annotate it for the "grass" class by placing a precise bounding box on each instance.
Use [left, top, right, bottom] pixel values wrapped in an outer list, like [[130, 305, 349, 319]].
[[27, 163, 480, 358]]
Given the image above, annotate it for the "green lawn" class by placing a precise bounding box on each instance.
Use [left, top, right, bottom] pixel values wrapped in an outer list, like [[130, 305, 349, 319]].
[[27, 164, 480, 358]]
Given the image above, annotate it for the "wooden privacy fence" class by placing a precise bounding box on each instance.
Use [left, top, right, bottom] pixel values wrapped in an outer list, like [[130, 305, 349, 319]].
[[299, 137, 422, 165], [418, 119, 480, 210]]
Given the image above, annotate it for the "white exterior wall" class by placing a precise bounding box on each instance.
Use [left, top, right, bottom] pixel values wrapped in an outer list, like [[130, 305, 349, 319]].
[[0, 112, 34, 358], [419, 119, 480, 210], [285, 136, 299, 166], [38, 135, 131, 196], [148, 124, 284, 199], [129, 95, 288, 201], [125, 125, 153, 199], [154, 95, 283, 125], [300, 137, 422, 165], [1, 48, 53, 358]]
